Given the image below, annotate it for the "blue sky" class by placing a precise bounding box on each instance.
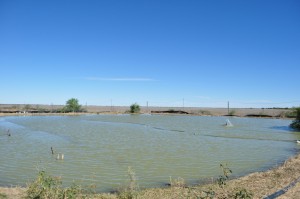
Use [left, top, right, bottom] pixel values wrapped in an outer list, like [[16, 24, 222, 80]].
[[1, 0, 299, 108]]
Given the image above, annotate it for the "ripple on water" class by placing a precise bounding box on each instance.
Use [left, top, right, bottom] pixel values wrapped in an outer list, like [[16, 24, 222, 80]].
[[0, 115, 297, 192]]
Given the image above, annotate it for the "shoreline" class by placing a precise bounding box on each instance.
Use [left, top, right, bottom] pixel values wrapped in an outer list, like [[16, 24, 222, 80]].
[[0, 111, 295, 120], [1, 152, 300, 198], [0, 105, 295, 118]]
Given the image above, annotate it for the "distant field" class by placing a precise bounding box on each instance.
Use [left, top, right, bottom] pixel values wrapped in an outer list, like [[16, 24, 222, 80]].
[[0, 104, 293, 118]]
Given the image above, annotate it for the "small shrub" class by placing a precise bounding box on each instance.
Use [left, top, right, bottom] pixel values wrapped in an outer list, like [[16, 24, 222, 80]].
[[199, 110, 212, 115], [26, 171, 84, 199], [217, 164, 232, 188], [130, 103, 140, 114], [169, 176, 186, 188], [290, 107, 300, 130], [26, 171, 60, 199], [204, 189, 216, 199], [285, 111, 297, 118], [127, 167, 138, 192], [290, 121, 300, 130], [0, 193, 7, 199], [118, 167, 139, 199], [229, 110, 236, 116], [198, 188, 215, 199], [234, 188, 253, 199]]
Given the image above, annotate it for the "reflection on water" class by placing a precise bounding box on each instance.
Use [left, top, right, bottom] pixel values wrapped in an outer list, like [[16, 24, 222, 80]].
[[0, 115, 299, 192]]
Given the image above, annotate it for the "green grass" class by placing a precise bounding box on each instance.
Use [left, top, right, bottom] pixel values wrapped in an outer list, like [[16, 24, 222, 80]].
[[0, 193, 8, 199], [26, 171, 85, 199], [24, 165, 256, 199]]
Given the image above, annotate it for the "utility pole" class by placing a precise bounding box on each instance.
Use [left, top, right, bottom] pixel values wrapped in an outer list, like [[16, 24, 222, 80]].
[[147, 101, 149, 113], [183, 98, 185, 110], [110, 99, 113, 112], [227, 101, 230, 115]]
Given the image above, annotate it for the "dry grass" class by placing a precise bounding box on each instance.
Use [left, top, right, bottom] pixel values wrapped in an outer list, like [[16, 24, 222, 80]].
[[111, 153, 300, 199], [0, 187, 25, 199], [0, 104, 293, 118], [1, 155, 300, 199], [278, 183, 300, 199], [229, 154, 300, 198]]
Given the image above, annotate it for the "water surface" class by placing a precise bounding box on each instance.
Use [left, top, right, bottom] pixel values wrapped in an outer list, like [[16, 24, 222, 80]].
[[0, 115, 299, 192]]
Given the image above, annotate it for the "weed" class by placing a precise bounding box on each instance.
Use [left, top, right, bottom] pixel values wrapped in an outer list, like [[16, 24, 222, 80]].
[[169, 176, 186, 188], [26, 171, 84, 199], [200, 189, 216, 199], [229, 110, 236, 116], [198, 188, 215, 199], [117, 167, 139, 199], [62, 184, 83, 199], [202, 189, 216, 199], [233, 188, 253, 199], [285, 111, 297, 118], [199, 110, 211, 115], [217, 164, 232, 188], [0, 193, 7, 199]]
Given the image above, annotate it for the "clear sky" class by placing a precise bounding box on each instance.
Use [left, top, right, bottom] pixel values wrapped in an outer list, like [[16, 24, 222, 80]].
[[1, 0, 299, 108]]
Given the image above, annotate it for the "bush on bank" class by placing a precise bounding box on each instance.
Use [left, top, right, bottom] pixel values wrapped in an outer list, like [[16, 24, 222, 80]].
[[290, 107, 300, 130], [130, 103, 140, 114]]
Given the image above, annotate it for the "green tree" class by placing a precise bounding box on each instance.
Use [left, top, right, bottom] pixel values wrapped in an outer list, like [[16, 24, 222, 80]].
[[63, 98, 82, 113], [290, 107, 300, 130], [130, 103, 140, 114]]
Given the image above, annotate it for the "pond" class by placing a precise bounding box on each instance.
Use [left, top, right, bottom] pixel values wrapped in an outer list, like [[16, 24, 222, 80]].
[[0, 114, 299, 192]]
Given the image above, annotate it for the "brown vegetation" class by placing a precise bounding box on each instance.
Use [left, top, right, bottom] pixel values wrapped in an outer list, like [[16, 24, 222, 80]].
[[1, 153, 300, 198], [0, 104, 294, 118], [114, 153, 300, 199]]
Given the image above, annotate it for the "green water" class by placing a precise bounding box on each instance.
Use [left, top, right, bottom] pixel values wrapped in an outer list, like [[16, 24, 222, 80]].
[[0, 115, 299, 192]]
